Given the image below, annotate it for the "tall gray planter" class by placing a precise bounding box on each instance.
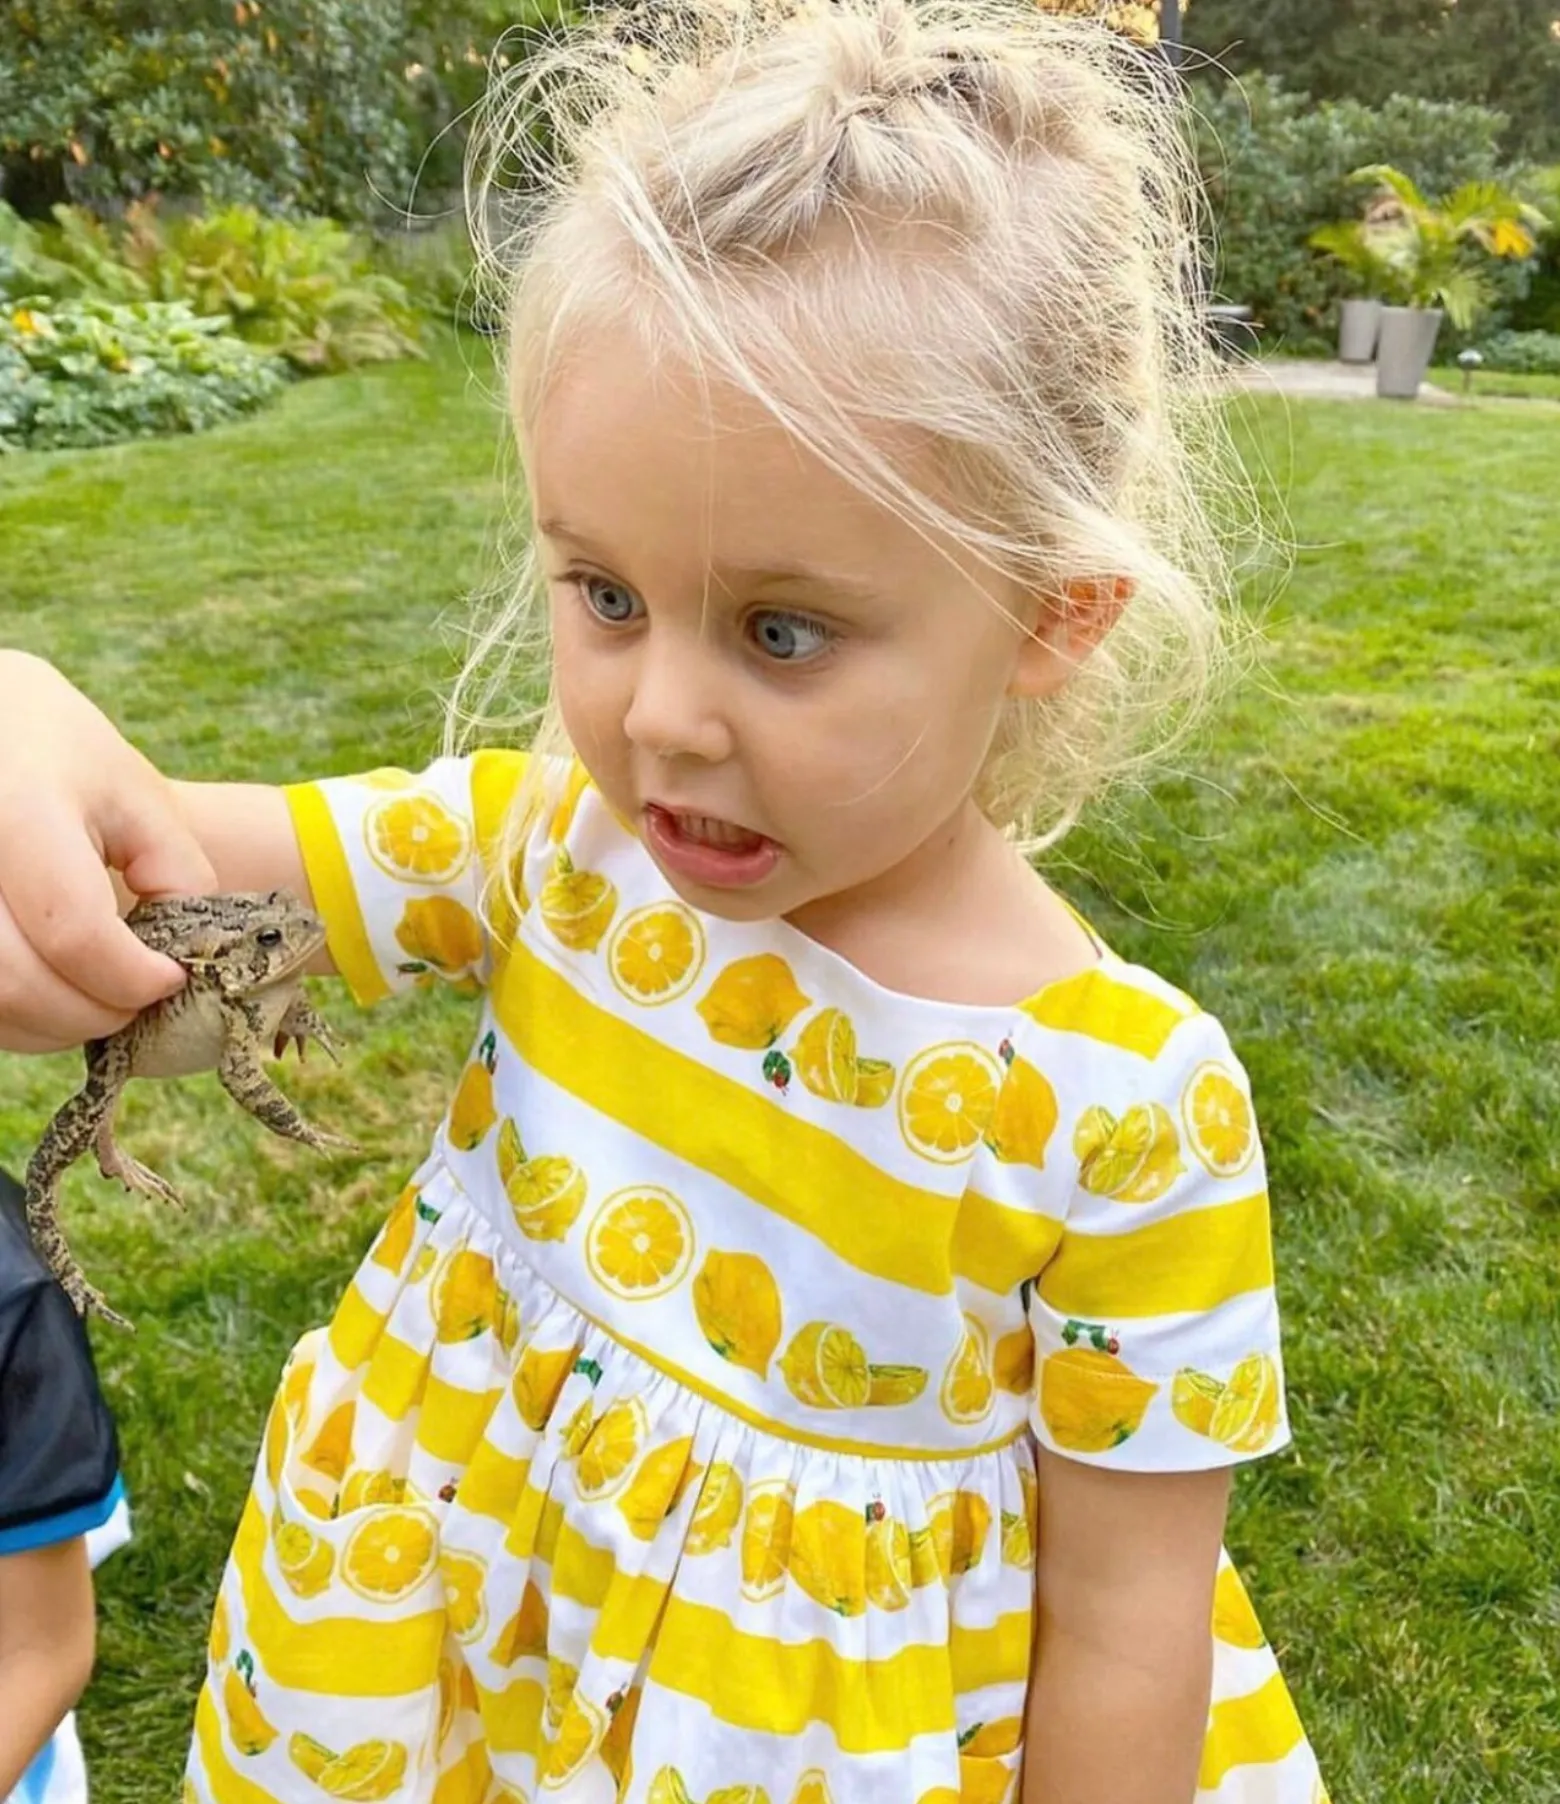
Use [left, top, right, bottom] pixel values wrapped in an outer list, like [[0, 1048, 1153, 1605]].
[[1375, 307, 1443, 399], [1338, 298, 1382, 364]]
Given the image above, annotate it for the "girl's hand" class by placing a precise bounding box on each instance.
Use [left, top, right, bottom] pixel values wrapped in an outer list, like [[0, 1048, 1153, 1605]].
[[0, 652, 218, 1054]]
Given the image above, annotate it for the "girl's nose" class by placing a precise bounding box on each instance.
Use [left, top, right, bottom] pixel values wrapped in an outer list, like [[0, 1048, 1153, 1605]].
[[622, 631, 734, 765]]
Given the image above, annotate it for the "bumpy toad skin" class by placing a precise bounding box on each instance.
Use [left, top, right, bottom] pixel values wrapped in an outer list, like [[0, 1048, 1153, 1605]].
[[24, 891, 355, 1327]]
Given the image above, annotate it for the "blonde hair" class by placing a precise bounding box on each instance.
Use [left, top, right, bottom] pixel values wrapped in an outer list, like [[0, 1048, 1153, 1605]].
[[452, 0, 1249, 881]]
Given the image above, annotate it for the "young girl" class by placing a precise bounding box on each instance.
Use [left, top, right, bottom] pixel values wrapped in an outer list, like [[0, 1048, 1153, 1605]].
[[0, 1, 1328, 1799]]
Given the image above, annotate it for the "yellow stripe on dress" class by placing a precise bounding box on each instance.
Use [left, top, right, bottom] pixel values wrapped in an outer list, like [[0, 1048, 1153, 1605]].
[[1037, 1193, 1275, 1319], [283, 781, 389, 1007], [634, 1596, 1032, 1751], [233, 1498, 445, 1695], [494, 939, 959, 1295], [1020, 967, 1194, 1059], [1198, 1672, 1306, 1790], [195, 1684, 285, 1804], [953, 1192, 1064, 1297]]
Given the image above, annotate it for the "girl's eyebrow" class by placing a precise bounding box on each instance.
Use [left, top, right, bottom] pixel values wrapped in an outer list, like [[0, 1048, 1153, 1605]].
[[537, 517, 882, 607]]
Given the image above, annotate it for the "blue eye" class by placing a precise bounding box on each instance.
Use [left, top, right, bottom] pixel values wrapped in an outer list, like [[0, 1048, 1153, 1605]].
[[751, 610, 832, 663], [580, 576, 642, 625]]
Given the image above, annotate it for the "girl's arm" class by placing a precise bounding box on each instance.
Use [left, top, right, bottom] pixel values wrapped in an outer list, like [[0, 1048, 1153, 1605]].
[[0, 652, 325, 1055], [0, 1538, 97, 1796], [1022, 1453, 1230, 1804]]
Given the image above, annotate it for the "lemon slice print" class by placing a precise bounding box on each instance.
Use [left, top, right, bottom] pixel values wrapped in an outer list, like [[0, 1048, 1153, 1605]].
[[574, 1395, 648, 1501], [852, 1057, 896, 1109], [1073, 1101, 1183, 1203], [794, 1007, 859, 1103], [341, 1506, 439, 1603], [925, 1489, 992, 1581], [585, 1187, 695, 1300], [539, 1691, 608, 1790], [608, 902, 707, 1005], [364, 792, 472, 882], [685, 1462, 744, 1555], [740, 1479, 797, 1602], [791, 1773, 836, 1804], [778, 1322, 871, 1410], [440, 1548, 489, 1643], [939, 1314, 996, 1425], [898, 1043, 1003, 1164], [273, 1519, 335, 1599], [315, 1738, 409, 1801], [649, 1771, 697, 1804], [539, 849, 618, 953], [1171, 1367, 1224, 1436], [1181, 1060, 1257, 1178], [1208, 1352, 1281, 1452], [864, 1510, 913, 1612]]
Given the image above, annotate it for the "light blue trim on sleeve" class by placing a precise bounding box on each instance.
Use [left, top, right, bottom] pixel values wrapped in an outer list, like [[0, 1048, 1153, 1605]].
[[0, 1474, 125, 1556]]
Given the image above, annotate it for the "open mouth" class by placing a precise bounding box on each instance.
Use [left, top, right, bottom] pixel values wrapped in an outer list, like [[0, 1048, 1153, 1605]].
[[644, 804, 782, 890]]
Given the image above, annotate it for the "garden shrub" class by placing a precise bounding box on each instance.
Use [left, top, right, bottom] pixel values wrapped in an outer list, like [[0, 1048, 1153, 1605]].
[[0, 202, 424, 373], [1192, 73, 1521, 349], [1474, 328, 1560, 375], [0, 298, 289, 451]]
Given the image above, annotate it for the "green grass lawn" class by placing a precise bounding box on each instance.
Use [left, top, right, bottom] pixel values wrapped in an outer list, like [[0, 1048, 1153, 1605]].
[[2, 342, 1558, 1803]]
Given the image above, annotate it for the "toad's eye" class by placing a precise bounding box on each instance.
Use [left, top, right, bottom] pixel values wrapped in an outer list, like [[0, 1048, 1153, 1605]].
[[257, 927, 284, 948]]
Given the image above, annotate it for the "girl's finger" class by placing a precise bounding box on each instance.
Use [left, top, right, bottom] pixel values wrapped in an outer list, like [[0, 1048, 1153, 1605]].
[[0, 807, 187, 1015]]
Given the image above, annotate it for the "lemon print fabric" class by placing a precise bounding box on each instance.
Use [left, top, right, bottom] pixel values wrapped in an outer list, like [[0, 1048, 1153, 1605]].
[[188, 755, 1322, 1804]]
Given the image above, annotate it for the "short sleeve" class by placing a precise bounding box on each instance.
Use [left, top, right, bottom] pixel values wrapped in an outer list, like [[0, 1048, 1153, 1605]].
[[283, 750, 529, 1006], [1027, 1008, 1290, 1472], [0, 1282, 124, 1554]]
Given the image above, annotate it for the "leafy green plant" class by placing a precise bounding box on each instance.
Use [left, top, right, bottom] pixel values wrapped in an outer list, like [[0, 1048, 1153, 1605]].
[[1346, 165, 1541, 328], [0, 298, 289, 451], [2, 203, 424, 373], [1475, 328, 1560, 375], [1306, 219, 1398, 301]]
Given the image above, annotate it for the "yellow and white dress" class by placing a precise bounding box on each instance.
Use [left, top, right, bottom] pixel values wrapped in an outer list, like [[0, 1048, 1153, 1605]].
[[185, 753, 1326, 1804]]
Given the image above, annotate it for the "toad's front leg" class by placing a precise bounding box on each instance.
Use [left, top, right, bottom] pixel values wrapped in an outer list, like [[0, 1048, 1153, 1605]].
[[24, 1038, 135, 1327], [273, 995, 342, 1065], [218, 999, 359, 1155]]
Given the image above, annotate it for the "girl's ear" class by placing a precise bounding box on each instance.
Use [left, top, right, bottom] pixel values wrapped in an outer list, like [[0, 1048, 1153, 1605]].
[[1009, 576, 1134, 699]]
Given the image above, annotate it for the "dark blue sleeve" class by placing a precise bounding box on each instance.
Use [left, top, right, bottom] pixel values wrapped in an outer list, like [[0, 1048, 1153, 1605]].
[[0, 1279, 123, 1555]]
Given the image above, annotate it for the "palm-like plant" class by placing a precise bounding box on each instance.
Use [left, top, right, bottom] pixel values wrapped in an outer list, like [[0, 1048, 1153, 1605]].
[[1345, 165, 1541, 330], [1306, 218, 1399, 300]]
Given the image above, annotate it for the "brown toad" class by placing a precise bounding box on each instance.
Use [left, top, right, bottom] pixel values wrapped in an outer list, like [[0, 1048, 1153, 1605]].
[[24, 891, 355, 1327]]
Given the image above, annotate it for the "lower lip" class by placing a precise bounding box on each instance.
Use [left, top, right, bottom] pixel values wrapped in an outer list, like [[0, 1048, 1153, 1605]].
[[644, 805, 782, 890]]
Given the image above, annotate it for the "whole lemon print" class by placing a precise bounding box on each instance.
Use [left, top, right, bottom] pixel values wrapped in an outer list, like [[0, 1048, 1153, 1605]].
[[364, 792, 471, 882], [697, 954, 811, 1050], [586, 1188, 695, 1300], [788, 1500, 868, 1617], [223, 1657, 278, 1756], [984, 1051, 1058, 1169], [1039, 1347, 1158, 1452], [446, 1048, 497, 1152], [617, 1436, 700, 1540], [608, 901, 707, 1005], [1212, 1561, 1267, 1648], [539, 849, 618, 953], [899, 1043, 1003, 1164], [693, 1248, 783, 1377], [926, 1489, 992, 1581], [393, 895, 484, 978], [431, 1248, 498, 1342]]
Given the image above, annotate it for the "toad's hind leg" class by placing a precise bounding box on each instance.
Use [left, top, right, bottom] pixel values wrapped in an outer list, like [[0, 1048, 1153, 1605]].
[[95, 1118, 184, 1211], [25, 1044, 134, 1327]]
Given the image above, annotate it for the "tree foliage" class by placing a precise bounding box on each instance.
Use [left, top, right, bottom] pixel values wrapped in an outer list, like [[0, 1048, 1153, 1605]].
[[1183, 0, 1560, 162]]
